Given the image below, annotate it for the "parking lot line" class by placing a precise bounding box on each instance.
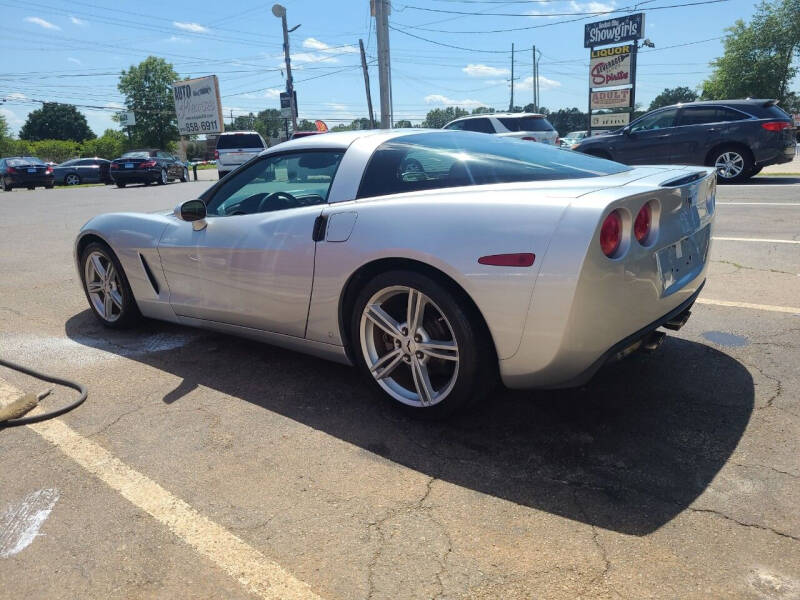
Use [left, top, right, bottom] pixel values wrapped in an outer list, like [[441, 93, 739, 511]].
[[712, 236, 800, 244], [696, 298, 800, 314], [0, 378, 322, 600], [717, 202, 800, 206]]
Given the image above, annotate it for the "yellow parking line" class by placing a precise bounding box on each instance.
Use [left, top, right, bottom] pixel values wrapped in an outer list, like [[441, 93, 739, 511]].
[[717, 202, 800, 205], [712, 236, 800, 244], [0, 379, 321, 600], [696, 298, 800, 314]]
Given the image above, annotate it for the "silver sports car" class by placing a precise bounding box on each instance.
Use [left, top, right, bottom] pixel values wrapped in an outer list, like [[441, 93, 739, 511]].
[[76, 130, 715, 416]]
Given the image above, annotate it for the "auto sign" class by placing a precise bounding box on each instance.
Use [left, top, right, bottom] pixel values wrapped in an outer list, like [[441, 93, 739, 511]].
[[584, 13, 645, 48]]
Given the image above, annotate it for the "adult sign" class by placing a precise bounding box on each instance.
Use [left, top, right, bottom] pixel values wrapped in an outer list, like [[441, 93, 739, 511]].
[[591, 112, 630, 128], [589, 44, 632, 88], [173, 75, 224, 135], [591, 89, 631, 110], [584, 13, 644, 48]]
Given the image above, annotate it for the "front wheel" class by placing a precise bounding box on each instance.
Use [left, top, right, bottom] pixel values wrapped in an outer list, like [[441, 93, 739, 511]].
[[158, 168, 168, 185], [116, 182, 126, 188], [712, 146, 753, 183], [352, 270, 493, 419], [180, 167, 189, 182], [1, 179, 11, 192], [80, 242, 140, 328]]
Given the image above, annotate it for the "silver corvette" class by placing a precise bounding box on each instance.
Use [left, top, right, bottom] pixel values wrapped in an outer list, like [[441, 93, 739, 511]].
[[76, 130, 715, 416]]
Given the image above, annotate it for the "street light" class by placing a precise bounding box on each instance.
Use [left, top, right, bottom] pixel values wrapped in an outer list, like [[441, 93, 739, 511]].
[[273, 4, 299, 134]]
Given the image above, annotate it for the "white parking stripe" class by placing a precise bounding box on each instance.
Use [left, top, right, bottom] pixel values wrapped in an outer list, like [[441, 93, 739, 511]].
[[712, 236, 800, 244], [717, 202, 800, 206], [0, 379, 321, 600], [696, 298, 800, 314]]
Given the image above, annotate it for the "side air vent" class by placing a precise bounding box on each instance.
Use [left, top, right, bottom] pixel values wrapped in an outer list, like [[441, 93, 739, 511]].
[[139, 253, 160, 295], [660, 172, 707, 188]]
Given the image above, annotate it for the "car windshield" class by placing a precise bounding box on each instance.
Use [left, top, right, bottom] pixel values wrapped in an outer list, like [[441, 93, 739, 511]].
[[358, 131, 630, 199], [498, 117, 554, 132], [566, 131, 587, 139], [216, 134, 264, 149], [8, 157, 45, 166], [121, 151, 152, 159]]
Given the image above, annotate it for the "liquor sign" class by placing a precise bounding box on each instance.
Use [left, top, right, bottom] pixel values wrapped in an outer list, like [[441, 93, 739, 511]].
[[118, 111, 136, 127], [584, 13, 645, 48], [591, 89, 631, 109], [172, 75, 224, 135], [591, 112, 630, 128], [589, 44, 632, 89]]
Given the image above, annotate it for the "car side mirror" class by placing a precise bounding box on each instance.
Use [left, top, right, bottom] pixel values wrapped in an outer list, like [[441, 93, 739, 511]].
[[178, 199, 207, 230], [622, 126, 632, 136]]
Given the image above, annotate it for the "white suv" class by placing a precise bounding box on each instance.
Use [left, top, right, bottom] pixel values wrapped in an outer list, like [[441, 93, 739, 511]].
[[215, 131, 267, 178], [443, 113, 559, 145]]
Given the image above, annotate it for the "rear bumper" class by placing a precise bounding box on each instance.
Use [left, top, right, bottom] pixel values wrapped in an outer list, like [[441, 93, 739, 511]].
[[4, 174, 54, 186], [111, 169, 161, 183]]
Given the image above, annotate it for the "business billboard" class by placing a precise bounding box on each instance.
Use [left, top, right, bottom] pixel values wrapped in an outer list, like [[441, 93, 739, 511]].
[[172, 75, 224, 135], [589, 44, 632, 89], [584, 13, 645, 48], [591, 89, 631, 109], [591, 112, 630, 128]]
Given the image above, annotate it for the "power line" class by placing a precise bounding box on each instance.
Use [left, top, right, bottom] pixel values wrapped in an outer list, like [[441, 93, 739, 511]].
[[395, 0, 728, 16]]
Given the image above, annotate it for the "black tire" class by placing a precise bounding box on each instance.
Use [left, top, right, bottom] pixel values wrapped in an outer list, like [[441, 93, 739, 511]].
[[79, 241, 141, 329], [749, 165, 763, 177], [180, 167, 189, 182], [44, 184, 54, 189], [350, 270, 495, 419], [65, 173, 81, 186], [2, 179, 12, 192], [157, 168, 168, 185], [27, 185, 35, 190], [710, 145, 753, 184], [116, 182, 126, 188]]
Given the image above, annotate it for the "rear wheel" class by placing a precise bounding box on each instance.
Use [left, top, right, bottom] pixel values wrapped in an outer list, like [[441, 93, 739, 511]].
[[44, 184, 54, 189], [2, 179, 12, 192], [180, 167, 189, 182], [352, 270, 493, 419], [711, 146, 753, 183], [80, 242, 140, 328], [158, 168, 168, 185]]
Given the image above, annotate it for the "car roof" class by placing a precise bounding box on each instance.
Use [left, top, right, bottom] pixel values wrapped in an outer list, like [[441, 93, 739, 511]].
[[218, 130, 261, 136], [450, 112, 547, 122], [657, 99, 777, 109], [264, 128, 442, 152]]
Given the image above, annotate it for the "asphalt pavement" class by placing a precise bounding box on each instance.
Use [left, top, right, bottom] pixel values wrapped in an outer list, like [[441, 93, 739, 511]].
[[0, 177, 798, 599]]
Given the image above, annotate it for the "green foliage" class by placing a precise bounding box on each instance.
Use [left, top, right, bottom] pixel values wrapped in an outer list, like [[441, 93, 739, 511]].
[[470, 107, 495, 115], [79, 129, 128, 160], [421, 106, 469, 128], [19, 103, 94, 142], [393, 120, 413, 128], [0, 113, 9, 139], [0, 129, 134, 162], [649, 87, 699, 111], [702, 0, 800, 111], [537, 107, 588, 136], [522, 104, 550, 115], [118, 56, 180, 148], [298, 119, 319, 132], [330, 118, 372, 131]]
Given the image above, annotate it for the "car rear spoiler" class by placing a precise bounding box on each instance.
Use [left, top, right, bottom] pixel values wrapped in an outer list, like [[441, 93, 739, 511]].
[[763, 99, 778, 107]]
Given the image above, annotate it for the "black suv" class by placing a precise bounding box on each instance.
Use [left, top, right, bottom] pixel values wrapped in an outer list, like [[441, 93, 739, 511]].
[[574, 99, 796, 182]]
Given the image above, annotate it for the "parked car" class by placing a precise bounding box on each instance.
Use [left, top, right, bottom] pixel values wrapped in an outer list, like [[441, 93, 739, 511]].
[[443, 113, 559, 145], [560, 130, 610, 147], [0, 156, 54, 191], [76, 130, 714, 418], [54, 157, 112, 186], [215, 131, 267, 178], [110, 150, 189, 188], [573, 99, 797, 183], [291, 131, 323, 140]]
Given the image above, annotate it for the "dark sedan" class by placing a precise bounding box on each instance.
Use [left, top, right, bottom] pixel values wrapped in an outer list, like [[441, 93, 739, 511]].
[[110, 149, 189, 188], [54, 157, 112, 186], [0, 157, 54, 191], [574, 99, 796, 183]]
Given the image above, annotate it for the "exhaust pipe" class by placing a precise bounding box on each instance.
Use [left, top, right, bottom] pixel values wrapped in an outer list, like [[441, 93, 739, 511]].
[[663, 309, 691, 331], [640, 330, 666, 353]]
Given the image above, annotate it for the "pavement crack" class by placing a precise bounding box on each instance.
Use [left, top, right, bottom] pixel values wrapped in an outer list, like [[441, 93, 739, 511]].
[[689, 507, 800, 542], [710, 259, 794, 276], [573, 489, 612, 591], [733, 462, 800, 479], [86, 403, 148, 438]]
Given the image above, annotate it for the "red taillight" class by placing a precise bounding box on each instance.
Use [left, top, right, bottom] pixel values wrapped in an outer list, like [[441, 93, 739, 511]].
[[761, 121, 792, 131], [6, 166, 16, 174], [634, 203, 651, 244], [214, 149, 219, 159], [478, 253, 535, 267], [140, 160, 156, 168], [110, 162, 119, 169], [555, 137, 560, 145], [600, 210, 622, 257], [521, 136, 537, 142], [46, 166, 53, 174]]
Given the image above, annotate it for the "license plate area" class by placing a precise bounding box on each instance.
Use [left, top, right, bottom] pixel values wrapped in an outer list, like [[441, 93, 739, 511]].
[[28, 168, 36, 173], [125, 163, 134, 168], [656, 225, 710, 296]]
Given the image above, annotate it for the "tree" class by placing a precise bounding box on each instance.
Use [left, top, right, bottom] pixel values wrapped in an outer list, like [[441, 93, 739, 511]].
[[702, 0, 800, 111], [544, 107, 589, 136], [0, 113, 9, 139], [471, 107, 495, 115], [394, 120, 413, 128], [80, 129, 128, 159], [19, 103, 94, 142], [522, 104, 550, 115], [649, 87, 698, 111], [118, 56, 180, 148], [421, 107, 469, 128]]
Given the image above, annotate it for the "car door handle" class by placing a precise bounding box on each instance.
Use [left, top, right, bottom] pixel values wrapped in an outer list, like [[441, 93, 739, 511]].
[[706, 128, 717, 133]]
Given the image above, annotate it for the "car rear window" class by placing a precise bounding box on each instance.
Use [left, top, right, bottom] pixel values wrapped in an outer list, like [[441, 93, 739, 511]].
[[498, 117, 555, 132], [121, 151, 152, 159], [8, 157, 44, 166], [357, 131, 629, 199], [764, 104, 792, 120], [216, 134, 264, 149]]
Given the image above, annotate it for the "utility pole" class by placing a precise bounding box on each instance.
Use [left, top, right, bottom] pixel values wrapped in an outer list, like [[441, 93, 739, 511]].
[[509, 43, 515, 111], [359, 38, 376, 129], [374, 0, 392, 127], [532, 45, 537, 111], [273, 4, 298, 132]]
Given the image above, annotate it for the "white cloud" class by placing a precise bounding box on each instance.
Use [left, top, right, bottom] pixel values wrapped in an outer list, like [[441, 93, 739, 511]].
[[424, 94, 488, 110], [265, 88, 282, 98], [67, 57, 82, 65], [0, 107, 24, 133], [462, 64, 509, 78], [302, 37, 358, 54], [173, 21, 209, 33], [568, 0, 615, 12], [70, 16, 87, 26], [517, 75, 562, 91], [292, 52, 339, 64], [240, 88, 282, 100], [7, 92, 28, 101], [24, 17, 60, 30], [166, 35, 190, 43]]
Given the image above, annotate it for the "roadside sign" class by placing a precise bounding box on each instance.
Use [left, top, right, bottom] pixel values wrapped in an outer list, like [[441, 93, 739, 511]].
[[172, 75, 224, 136], [118, 111, 136, 127], [280, 91, 298, 119], [591, 112, 630, 128], [591, 89, 631, 110], [590, 44, 632, 89], [584, 13, 645, 48]]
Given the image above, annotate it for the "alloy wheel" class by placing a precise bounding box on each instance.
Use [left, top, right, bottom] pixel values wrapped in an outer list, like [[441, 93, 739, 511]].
[[161, 169, 167, 184], [714, 151, 744, 179], [84, 251, 124, 322], [65, 174, 80, 185], [359, 285, 459, 407]]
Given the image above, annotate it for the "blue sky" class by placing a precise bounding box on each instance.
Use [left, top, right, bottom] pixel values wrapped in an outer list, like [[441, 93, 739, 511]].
[[0, 0, 770, 136]]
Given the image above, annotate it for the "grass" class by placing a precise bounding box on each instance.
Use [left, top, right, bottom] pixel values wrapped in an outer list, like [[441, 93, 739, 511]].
[[757, 172, 800, 177]]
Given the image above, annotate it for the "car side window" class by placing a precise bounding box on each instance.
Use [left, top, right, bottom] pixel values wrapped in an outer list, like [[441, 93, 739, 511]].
[[678, 107, 721, 126], [444, 121, 465, 130], [461, 118, 495, 134], [157, 151, 171, 159], [76, 159, 96, 166], [630, 108, 677, 132], [716, 107, 749, 122], [205, 151, 344, 217]]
